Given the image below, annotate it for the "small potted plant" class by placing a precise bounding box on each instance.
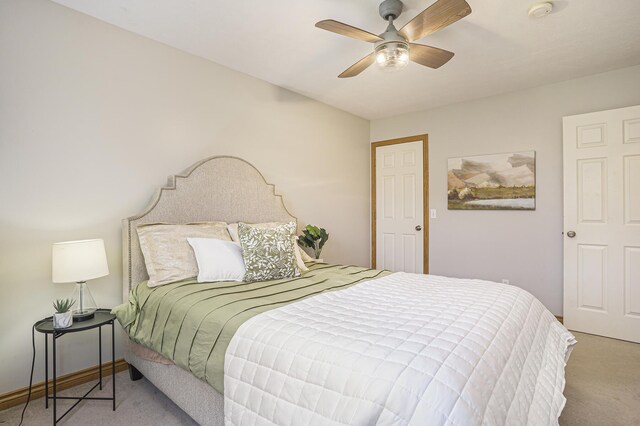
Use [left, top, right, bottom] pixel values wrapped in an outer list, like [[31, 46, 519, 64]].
[[53, 298, 75, 329], [298, 224, 329, 261]]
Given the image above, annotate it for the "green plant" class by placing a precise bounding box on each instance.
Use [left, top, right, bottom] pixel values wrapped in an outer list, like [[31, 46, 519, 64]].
[[297, 225, 329, 259], [53, 298, 75, 314]]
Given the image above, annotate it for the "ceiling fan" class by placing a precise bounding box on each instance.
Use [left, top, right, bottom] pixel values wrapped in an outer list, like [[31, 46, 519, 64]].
[[315, 0, 472, 78]]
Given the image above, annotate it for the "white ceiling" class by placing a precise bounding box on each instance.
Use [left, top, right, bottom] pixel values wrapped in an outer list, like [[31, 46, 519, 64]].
[[52, 0, 640, 120]]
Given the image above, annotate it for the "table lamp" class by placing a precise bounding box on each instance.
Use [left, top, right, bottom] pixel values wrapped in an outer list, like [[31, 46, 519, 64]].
[[52, 239, 109, 321]]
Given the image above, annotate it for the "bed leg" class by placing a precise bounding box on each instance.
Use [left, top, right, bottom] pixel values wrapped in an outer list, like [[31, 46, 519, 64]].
[[128, 364, 144, 381]]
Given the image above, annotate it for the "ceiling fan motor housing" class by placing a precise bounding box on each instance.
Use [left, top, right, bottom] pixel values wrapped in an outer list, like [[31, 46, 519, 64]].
[[379, 0, 404, 20], [376, 21, 409, 50]]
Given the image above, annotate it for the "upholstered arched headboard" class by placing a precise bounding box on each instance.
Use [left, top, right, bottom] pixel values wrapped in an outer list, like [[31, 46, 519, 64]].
[[122, 156, 296, 300]]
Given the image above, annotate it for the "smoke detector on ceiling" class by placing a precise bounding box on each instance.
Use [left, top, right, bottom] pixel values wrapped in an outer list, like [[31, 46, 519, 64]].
[[528, 2, 553, 18]]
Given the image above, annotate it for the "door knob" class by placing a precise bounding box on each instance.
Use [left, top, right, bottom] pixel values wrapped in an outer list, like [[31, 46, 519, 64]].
[[566, 231, 576, 238], [415, 225, 422, 231]]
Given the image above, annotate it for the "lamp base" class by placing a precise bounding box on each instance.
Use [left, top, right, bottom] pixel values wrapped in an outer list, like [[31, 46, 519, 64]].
[[72, 309, 96, 321], [69, 281, 98, 322]]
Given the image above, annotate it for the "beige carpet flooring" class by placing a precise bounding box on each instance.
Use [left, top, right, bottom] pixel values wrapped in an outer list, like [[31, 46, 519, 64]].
[[1, 331, 639, 425], [560, 332, 640, 425]]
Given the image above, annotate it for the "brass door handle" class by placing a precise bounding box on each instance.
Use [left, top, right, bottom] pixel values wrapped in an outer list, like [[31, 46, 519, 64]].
[[566, 231, 576, 238]]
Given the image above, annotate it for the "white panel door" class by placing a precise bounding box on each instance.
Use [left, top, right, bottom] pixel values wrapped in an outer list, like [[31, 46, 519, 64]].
[[563, 104, 640, 343], [376, 141, 424, 273]]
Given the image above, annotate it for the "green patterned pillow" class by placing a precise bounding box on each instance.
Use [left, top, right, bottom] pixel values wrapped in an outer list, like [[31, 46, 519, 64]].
[[238, 221, 299, 282]]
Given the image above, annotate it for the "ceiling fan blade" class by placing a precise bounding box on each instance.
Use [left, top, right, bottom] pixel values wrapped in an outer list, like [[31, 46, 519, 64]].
[[410, 43, 454, 68], [399, 0, 472, 42], [338, 52, 376, 78], [316, 20, 383, 43]]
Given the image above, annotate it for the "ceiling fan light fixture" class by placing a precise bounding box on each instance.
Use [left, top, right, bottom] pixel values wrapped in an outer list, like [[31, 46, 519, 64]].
[[375, 42, 410, 71], [316, 0, 471, 78]]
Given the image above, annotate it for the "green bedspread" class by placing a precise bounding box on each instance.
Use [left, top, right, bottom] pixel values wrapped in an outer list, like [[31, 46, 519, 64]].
[[112, 263, 389, 393]]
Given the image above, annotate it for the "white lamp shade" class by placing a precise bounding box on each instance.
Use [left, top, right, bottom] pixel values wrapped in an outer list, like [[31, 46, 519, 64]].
[[52, 239, 109, 283]]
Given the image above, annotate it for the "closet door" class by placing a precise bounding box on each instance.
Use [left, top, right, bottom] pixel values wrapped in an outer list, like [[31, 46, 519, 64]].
[[373, 137, 427, 273]]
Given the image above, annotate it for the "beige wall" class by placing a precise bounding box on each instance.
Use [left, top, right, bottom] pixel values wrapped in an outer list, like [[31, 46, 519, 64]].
[[371, 64, 640, 316], [0, 0, 370, 394]]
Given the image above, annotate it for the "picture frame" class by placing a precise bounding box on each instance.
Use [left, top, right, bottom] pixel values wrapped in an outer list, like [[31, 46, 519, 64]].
[[448, 151, 536, 210]]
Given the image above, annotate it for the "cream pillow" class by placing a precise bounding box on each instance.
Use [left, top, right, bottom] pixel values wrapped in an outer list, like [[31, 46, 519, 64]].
[[228, 222, 309, 272], [187, 238, 246, 283], [296, 240, 314, 263], [137, 222, 231, 287]]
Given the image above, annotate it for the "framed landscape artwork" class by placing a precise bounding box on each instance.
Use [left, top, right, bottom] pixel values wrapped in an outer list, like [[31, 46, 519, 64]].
[[448, 151, 536, 210]]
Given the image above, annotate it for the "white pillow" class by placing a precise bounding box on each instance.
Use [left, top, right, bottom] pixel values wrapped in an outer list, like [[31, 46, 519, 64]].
[[228, 222, 309, 272], [187, 238, 246, 283]]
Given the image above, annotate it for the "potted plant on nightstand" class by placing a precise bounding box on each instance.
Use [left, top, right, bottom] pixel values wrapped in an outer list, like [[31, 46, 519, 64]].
[[298, 224, 329, 261], [53, 298, 75, 329]]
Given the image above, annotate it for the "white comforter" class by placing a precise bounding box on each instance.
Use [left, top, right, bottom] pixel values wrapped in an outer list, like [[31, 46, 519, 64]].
[[224, 273, 576, 425]]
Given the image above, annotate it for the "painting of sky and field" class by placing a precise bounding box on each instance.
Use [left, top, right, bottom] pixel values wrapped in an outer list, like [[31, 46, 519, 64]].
[[448, 151, 535, 210]]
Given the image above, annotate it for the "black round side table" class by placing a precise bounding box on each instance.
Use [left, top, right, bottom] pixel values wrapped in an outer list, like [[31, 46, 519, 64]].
[[34, 309, 116, 425]]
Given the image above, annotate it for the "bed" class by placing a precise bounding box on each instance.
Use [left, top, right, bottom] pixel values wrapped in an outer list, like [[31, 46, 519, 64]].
[[117, 156, 576, 425]]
